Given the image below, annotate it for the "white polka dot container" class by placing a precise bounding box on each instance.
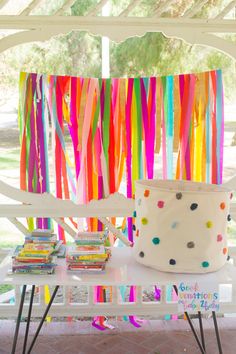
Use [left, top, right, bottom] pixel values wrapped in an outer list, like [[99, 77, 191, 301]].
[[133, 179, 232, 273]]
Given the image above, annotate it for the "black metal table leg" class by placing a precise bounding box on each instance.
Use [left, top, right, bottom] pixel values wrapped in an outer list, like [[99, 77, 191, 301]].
[[27, 285, 59, 354], [184, 312, 206, 354], [198, 311, 205, 351], [11, 284, 27, 354], [22, 285, 35, 354], [212, 311, 223, 354]]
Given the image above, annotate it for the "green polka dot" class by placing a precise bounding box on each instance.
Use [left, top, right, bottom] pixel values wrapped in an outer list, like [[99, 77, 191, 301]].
[[141, 217, 148, 225], [152, 237, 160, 245], [206, 221, 213, 228], [202, 261, 209, 268]]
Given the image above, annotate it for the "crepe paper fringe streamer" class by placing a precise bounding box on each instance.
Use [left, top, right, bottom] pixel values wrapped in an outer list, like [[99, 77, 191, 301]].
[[44, 285, 51, 323], [19, 70, 224, 328], [18, 73, 52, 231], [19, 70, 224, 237], [128, 285, 142, 328], [154, 286, 161, 301]]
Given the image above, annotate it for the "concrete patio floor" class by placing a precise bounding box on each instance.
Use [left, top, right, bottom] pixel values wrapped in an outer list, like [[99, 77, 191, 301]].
[[1, 317, 236, 354]]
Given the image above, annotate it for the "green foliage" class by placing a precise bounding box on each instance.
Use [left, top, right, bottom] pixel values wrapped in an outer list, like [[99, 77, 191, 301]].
[[111, 33, 167, 77], [71, 0, 97, 15]]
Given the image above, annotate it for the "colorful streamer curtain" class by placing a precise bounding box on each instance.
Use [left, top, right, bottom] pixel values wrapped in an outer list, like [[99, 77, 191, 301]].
[[18, 70, 224, 243], [18, 69, 224, 329]]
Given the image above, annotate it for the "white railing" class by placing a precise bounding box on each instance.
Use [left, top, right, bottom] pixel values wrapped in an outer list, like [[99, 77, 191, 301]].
[[0, 281, 235, 318]]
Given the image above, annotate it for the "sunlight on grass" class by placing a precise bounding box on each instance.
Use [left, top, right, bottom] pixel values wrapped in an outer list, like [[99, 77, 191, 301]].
[[0, 148, 20, 170], [0, 284, 14, 295]]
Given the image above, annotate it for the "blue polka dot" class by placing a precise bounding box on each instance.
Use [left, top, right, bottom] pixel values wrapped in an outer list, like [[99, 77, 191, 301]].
[[133, 211, 137, 218], [171, 222, 178, 229]]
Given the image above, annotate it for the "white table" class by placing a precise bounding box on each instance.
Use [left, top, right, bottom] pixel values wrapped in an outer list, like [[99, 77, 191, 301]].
[[1, 247, 235, 286], [1, 247, 233, 354]]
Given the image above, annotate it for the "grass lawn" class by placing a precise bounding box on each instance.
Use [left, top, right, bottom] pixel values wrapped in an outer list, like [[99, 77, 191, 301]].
[[0, 284, 14, 295], [0, 148, 20, 170]]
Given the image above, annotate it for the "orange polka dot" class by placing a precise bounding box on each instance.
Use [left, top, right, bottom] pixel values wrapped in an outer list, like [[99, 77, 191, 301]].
[[220, 202, 225, 210], [144, 190, 150, 197], [136, 230, 139, 237], [223, 247, 228, 255]]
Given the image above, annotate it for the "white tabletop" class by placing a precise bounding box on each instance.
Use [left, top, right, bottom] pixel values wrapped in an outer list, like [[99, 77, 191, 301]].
[[0, 247, 235, 286]]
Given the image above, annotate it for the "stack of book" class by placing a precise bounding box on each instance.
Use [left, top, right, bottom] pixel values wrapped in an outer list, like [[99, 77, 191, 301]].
[[66, 232, 111, 272], [12, 229, 58, 275]]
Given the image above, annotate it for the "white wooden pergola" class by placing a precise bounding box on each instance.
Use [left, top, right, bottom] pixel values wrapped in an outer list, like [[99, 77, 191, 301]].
[[0, 0, 235, 59]]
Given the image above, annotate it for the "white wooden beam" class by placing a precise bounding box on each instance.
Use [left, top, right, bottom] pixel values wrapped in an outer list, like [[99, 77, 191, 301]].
[[0, 16, 235, 49], [0, 0, 10, 10], [163, 28, 236, 60], [0, 16, 235, 60], [182, 0, 208, 18], [19, 0, 42, 16], [52, 217, 77, 238], [0, 28, 69, 54], [214, 0, 236, 20], [119, 0, 142, 17], [54, 0, 77, 16], [152, 0, 176, 17], [0, 16, 235, 34], [0, 181, 134, 218], [98, 217, 132, 247], [7, 217, 30, 236], [197, 33, 236, 59], [86, 0, 109, 16], [0, 202, 134, 218], [101, 3, 110, 78]]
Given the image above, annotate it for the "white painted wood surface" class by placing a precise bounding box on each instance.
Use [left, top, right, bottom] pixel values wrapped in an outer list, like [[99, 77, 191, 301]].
[[0, 247, 236, 317], [0, 0, 235, 58]]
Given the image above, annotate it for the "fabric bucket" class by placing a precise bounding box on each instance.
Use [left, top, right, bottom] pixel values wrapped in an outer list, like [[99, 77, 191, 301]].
[[133, 179, 231, 273]]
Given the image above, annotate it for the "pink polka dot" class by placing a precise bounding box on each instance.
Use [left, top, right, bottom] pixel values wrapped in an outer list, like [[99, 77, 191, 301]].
[[217, 234, 223, 242], [157, 200, 164, 208]]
